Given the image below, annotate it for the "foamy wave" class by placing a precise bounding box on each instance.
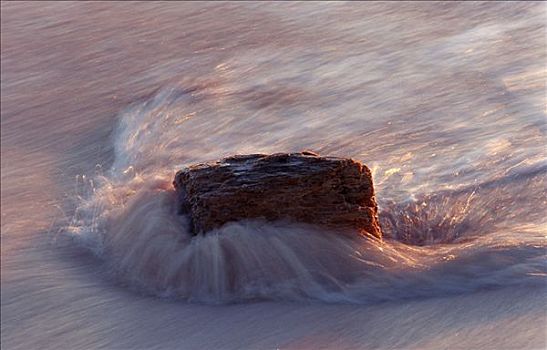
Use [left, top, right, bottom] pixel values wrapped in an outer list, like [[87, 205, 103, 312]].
[[64, 86, 546, 304], [65, 169, 545, 304]]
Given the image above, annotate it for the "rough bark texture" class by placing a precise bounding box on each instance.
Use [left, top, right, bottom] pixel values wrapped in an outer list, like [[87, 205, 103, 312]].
[[173, 152, 382, 238]]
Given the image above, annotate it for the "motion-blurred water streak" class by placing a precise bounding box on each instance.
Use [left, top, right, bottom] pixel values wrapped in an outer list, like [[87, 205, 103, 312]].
[[1, 2, 546, 349]]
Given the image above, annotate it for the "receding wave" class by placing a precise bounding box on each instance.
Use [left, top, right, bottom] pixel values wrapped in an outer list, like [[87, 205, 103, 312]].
[[65, 88, 546, 304], [66, 164, 546, 304]]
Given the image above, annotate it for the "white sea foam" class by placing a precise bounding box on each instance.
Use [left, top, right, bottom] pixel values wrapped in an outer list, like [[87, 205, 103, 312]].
[[65, 91, 546, 303]]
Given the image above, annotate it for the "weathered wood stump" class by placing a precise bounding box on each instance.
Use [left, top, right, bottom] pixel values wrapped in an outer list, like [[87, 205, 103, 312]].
[[173, 152, 382, 238]]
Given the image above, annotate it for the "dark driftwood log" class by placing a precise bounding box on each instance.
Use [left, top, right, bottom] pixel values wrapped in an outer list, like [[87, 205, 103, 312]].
[[173, 152, 382, 238]]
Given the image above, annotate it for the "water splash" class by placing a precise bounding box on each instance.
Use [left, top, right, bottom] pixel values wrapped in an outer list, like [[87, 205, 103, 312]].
[[66, 151, 546, 303]]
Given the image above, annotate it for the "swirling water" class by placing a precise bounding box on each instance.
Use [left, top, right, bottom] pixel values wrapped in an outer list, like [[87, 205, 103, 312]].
[[1, 2, 546, 349]]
